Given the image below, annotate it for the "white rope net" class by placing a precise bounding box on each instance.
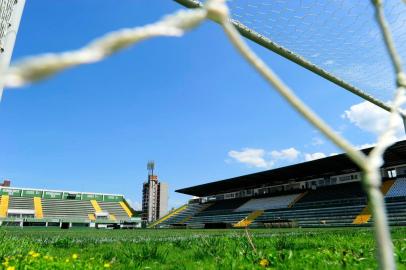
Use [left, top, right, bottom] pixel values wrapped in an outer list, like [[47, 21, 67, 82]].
[[0, 1, 404, 267], [0, 0, 21, 100], [0, 0, 15, 51], [227, 0, 406, 104]]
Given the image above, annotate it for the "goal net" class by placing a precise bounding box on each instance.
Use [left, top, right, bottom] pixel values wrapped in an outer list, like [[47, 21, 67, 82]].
[[0, 0, 25, 100], [177, 0, 406, 111], [0, 1, 403, 266]]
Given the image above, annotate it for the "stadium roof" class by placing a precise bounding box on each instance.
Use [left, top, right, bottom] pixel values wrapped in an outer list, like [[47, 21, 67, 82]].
[[176, 140, 406, 197]]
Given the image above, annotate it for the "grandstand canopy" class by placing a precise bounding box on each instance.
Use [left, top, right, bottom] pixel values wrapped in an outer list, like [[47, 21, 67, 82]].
[[176, 140, 406, 197]]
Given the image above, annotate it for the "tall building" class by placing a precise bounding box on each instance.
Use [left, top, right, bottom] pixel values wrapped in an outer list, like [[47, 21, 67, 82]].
[[141, 161, 168, 222]]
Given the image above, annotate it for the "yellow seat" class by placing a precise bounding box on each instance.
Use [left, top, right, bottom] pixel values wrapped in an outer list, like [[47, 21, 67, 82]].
[[34, 197, 43, 218], [233, 210, 264, 228]]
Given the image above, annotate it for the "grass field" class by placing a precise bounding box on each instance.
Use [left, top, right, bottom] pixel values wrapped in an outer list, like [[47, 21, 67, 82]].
[[0, 227, 405, 269]]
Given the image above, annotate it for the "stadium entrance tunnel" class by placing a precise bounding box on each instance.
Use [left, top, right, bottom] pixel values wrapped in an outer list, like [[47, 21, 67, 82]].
[[60, 222, 70, 229], [23, 221, 47, 227], [204, 223, 232, 229], [71, 222, 90, 228]]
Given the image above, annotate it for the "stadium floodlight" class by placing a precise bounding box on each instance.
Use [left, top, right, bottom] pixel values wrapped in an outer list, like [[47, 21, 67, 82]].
[[174, 0, 406, 131], [147, 160, 155, 176], [0, 0, 25, 101]]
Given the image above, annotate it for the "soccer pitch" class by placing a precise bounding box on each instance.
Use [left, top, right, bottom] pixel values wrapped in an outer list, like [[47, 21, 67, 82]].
[[0, 227, 405, 269]]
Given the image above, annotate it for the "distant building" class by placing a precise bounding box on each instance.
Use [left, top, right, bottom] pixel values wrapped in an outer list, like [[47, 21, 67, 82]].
[[141, 161, 168, 222], [0, 179, 11, 187]]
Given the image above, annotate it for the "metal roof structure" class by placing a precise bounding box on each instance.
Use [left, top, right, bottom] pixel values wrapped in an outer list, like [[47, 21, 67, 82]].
[[176, 140, 406, 197], [0, 186, 123, 197]]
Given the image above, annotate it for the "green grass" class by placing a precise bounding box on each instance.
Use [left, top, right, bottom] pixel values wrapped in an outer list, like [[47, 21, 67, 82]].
[[0, 227, 405, 269]]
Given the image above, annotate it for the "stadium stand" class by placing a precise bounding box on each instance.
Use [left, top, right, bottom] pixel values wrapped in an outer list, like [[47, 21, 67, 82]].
[[33, 197, 43, 218], [42, 199, 95, 219], [0, 187, 139, 228], [163, 140, 406, 229], [99, 201, 133, 220], [150, 202, 211, 228], [148, 204, 188, 228], [8, 196, 33, 210], [296, 182, 365, 204], [233, 210, 264, 228], [201, 198, 250, 213], [0, 195, 9, 218], [352, 180, 395, 224], [155, 185, 406, 229], [235, 194, 300, 212]]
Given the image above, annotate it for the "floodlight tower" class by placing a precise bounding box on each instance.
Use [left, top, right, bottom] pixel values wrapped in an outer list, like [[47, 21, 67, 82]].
[[0, 0, 25, 101]]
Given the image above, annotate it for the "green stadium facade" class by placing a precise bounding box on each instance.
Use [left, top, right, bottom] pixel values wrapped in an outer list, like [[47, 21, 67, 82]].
[[0, 187, 140, 228]]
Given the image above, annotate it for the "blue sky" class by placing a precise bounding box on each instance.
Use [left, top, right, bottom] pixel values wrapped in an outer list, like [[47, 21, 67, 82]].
[[0, 0, 403, 210]]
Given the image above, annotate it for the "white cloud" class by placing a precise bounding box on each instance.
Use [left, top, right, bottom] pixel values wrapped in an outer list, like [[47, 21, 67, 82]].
[[228, 148, 273, 169], [269, 147, 300, 161], [229, 146, 347, 168], [228, 147, 301, 169], [304, 152, 326, 161], [342, 101, 404, 140]]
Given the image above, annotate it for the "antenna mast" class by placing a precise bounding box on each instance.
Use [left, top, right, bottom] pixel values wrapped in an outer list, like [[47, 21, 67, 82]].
[[147, 160, 155, 179]]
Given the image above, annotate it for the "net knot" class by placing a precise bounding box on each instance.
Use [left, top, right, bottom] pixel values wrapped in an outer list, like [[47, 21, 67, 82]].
[[205, 0, 229, 23], [397, 72, 406, 88]]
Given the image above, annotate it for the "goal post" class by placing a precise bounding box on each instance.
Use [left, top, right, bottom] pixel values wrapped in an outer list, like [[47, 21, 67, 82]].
[[0, 0, 25, 101]]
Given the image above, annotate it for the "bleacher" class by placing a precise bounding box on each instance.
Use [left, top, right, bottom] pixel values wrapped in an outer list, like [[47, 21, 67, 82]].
[[235, 194, 300, 212], [296, 182, 366, 204], [202, 198, 250, 213], [260, 202, 365, 227], [186, 211, 249, 228], [156, 203, 211, 227], [385, 198, 406, 226], [99, 201, 132, 220], [383, 178, 406, 226], [8, 196, 34, 210], [0, 187, 136, 227], [178, 179, 406, 228], [42, 199, 94, 219], [183, 199, 367, 228]]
